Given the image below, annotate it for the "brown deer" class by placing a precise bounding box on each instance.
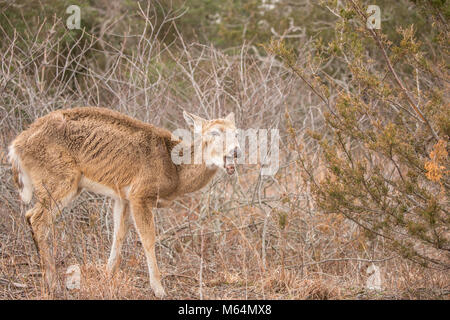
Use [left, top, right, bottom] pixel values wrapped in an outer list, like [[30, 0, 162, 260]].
[[8, 107, 240, 298]]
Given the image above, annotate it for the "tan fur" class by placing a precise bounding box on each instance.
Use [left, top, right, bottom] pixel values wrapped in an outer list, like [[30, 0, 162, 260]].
[[8, 107, 239, 297]]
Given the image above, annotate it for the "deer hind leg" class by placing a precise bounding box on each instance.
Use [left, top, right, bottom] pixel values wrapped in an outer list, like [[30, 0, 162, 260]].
[[107, 199, 131, 275], [25, 158, 80, 292], [129, 197, 166, 298], [26, 201, 60, 292]]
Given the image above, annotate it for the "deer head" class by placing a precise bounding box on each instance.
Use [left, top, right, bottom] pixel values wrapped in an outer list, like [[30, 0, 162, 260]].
[[183, 111, 241, 175]]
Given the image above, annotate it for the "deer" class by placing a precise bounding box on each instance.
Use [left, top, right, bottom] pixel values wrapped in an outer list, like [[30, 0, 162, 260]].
[[8, 107, 240, 298]]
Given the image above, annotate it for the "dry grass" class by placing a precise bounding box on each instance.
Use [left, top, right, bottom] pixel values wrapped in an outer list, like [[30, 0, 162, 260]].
[[0, 6, 448, 300], [1, 163, 448, 300]]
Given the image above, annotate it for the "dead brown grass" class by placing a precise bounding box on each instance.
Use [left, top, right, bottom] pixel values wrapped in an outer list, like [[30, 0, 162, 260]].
[[0, 171, 448, 300]]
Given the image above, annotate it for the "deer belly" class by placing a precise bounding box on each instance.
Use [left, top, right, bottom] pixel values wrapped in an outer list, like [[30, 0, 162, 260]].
[[79, 176, 121, 199]]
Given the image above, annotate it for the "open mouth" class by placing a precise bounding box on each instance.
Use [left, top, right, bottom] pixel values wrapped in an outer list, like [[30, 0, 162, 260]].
[[224, 156, 235, 175]]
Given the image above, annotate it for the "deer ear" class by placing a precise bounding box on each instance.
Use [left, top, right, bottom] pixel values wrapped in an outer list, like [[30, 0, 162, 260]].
[[183, 111, 205, 132], [225, 112, 235, 124]]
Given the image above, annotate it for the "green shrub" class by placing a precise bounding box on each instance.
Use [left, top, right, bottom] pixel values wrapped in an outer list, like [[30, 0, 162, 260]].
[[267, 0, 449, 268]]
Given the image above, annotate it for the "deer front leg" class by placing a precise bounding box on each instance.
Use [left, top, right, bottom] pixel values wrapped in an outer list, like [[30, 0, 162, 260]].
[[107, 199, 131, 275], [129, 197, 166, 298]]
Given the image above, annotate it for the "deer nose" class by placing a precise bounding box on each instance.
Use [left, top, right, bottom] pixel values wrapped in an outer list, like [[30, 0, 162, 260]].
[[233, 147, 241, 158]]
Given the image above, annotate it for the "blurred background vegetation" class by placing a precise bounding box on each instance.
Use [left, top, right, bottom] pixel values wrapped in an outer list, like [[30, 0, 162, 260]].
[[2, 0, 447, 48]]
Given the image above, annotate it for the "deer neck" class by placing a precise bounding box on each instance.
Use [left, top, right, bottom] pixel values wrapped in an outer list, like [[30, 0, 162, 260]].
[[175, 139, 218, 195]]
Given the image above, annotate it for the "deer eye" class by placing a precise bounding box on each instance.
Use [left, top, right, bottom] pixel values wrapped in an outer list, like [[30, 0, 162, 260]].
[[210, 130, 220, 136]]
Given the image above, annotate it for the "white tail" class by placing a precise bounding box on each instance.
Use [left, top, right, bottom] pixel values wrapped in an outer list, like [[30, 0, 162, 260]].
[[8, 144, 33, 204]]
